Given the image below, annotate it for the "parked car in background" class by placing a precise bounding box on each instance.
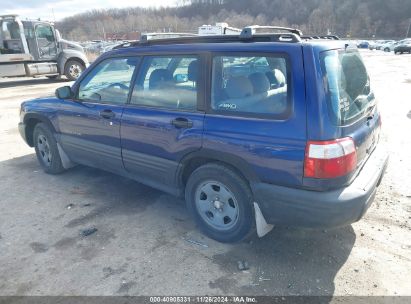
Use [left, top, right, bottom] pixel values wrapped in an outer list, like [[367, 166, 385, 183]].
[[378, 40, 394, 50], [381, 39, 411, 52], [394, 42, 411, 54], [368, 41, 376, 50], [381, 41, 400, 52], [357, 40, 370, 48], [18, 26, 388, 243], [369, 40, 392, 50]]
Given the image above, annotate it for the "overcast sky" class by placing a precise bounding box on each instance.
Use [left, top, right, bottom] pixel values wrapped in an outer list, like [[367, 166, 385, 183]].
[[1, 0, 178, 21]]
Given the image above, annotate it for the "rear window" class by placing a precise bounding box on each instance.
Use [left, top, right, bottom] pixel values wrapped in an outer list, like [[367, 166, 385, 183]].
[[320, 49, 372, 125]]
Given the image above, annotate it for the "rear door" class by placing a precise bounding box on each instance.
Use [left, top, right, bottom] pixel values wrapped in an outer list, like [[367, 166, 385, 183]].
[[120, 54, 205, 193], [204, 45, 307, 188]]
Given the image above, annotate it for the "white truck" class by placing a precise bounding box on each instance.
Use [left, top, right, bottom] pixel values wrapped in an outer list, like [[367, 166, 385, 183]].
[[198, 23, 241, 36], [0, 15, 88, 80]]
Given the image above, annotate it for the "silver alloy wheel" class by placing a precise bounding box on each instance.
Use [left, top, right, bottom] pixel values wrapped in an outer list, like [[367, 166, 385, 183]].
[[68, 63, 82, 79], [37, 134, 52, 166], [194, 181, 239, 231]]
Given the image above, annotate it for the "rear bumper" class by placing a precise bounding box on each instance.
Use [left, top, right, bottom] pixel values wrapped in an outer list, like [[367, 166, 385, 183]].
[[252, 145, 389, 228]]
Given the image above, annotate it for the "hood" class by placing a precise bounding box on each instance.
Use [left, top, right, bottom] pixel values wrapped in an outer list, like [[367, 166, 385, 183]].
[[59, 39, 84, 52]]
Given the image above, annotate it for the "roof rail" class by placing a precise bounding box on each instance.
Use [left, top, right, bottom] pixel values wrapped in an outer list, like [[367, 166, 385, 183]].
[[114, 33, 302, 49], [302, 35, 340, 40], [140, 32, 198, 43], [112, 40, 138, 50], [240, 25, 303, 39]]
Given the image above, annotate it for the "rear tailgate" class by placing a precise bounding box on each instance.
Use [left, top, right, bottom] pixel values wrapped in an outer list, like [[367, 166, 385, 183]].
[[303, 46, 382, 190], [320, 49, 381, 171]]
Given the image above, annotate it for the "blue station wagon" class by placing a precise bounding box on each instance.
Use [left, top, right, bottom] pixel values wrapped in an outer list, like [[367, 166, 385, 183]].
[[19, 26, 388, 242]]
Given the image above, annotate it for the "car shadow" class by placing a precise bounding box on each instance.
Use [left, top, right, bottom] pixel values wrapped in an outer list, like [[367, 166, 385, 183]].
[[0, 78, 68, 89], [1, 154, 356, 298], [211, 225, 355, 298]]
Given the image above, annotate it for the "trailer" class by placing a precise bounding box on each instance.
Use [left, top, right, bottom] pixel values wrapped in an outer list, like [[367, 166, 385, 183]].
[[198, 23, 241, 36]]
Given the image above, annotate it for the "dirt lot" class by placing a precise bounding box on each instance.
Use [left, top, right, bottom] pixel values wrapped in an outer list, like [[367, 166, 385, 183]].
[[0, 51, 410, 297]]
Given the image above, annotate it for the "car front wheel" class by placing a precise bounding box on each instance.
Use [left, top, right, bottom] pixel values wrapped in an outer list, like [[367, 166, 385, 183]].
[[33, 123, 65, 174], [185, 163, 255, 243]]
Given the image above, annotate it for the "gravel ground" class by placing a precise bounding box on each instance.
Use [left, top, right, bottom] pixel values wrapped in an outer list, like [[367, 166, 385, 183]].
[[0, 50, 410, 297]]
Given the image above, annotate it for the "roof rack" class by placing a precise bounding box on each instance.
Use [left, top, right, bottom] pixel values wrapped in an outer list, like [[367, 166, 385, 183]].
[[302, 35, 340, 40], [112, 40, 138, 50], [240, 25, 303, 38], [114, 25, 343, 49], [134, 33, 301, 47], [140, 32, 198, 43]]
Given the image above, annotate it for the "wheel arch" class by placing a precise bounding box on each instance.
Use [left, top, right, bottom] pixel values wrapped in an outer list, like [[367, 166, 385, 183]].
[[177, 149, 259, 193], [24, 114, 57, 147], [57, 50, 88, 75]]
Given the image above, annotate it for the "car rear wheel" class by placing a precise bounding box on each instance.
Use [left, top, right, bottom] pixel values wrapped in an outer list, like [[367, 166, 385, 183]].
[[185, 163, 255, 243], [33, 123, 65, 174], [64, 59, 85, 81], [384, 47, 390, 52]]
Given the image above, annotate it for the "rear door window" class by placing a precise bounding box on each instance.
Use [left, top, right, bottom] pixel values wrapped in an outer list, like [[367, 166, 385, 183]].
[[131, 55, 199, 111], [320, 49, 372, 125], [211, 54, 290, 117]]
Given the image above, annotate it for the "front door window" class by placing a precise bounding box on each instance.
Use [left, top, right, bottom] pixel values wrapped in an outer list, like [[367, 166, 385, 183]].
[[78, 57, 139, 104]]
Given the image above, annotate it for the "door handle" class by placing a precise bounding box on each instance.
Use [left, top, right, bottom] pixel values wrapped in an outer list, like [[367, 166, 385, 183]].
[[366, 114, 374, 125], [99, 109, 115, 119], [171, 117, 193, 129]]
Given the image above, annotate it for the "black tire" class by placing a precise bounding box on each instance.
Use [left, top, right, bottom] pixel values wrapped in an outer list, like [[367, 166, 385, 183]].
[[33, 123, 65, 174], [384, 48, 389, 52], [185, 163, 255, 243], [46, 75, 59, 79], [64, 59, 85, 81]]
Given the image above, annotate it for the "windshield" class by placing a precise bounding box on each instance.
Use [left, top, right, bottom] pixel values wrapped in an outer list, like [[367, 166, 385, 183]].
[[320, 49, 372, 125]]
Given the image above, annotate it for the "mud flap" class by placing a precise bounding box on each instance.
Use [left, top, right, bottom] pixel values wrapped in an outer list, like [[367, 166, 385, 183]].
[[57, 143, 76, 169], [253, 202, 274, 237]]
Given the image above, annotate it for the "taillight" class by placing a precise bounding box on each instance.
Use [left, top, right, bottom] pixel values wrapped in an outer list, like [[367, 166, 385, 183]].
[[304, 137, 357, 179]]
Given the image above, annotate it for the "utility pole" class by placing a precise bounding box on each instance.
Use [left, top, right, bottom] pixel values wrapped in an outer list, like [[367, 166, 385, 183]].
[[407, 18, 411, 38]]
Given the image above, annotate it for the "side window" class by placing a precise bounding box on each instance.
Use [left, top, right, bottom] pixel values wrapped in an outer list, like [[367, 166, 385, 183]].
[[35, 25, 55, 42], [78, 57, 139, 104], [211, 54, 289, 117], [131, 55, 199, 111]]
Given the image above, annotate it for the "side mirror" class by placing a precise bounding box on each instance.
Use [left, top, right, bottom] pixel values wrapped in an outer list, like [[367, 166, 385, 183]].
[[55, 86, 73, 99], [174, 73, 188, 83]]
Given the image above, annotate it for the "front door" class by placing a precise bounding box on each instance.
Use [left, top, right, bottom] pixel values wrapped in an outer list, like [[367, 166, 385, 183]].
[[121, 54, 204, 193], [57, 57, 139, 174], [34, 24, 58, 60]]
